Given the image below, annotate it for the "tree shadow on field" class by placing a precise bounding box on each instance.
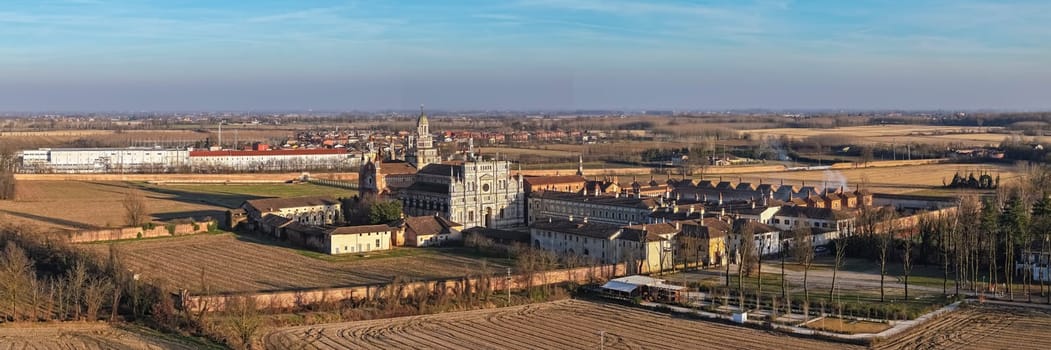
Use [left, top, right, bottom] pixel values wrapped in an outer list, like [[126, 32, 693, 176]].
[[152, 210, 228, 222], [140, 185, 268, 209], [0, 209, 98, 230]]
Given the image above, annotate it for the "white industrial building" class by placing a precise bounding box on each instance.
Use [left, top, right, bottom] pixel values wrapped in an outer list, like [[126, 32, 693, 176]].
[[20, 147, 189, 173], [188, 149, 355, 172], [19, 147, 358, 173]]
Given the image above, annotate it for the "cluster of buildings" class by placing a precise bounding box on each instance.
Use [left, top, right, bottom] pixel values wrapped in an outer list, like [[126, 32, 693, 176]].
[[224, 111, 956, 276]]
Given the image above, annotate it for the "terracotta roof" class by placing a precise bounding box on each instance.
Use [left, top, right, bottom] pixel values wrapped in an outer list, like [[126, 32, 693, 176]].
[[732, 219, 779, 234], [523, 175, 586, 186], [404, 215, 462, 237], [378, 160, 418, 175], [530, 218, 622, 240], [532, 191, 659, 209], [328, 224, 395, 235], [776, 206, 858, 221], [190, 149, 347, 157], [260, 214, 293, 228], [624, 222, 680, 236], [680, 218, 731, 238], [245, 196, 340, 212]]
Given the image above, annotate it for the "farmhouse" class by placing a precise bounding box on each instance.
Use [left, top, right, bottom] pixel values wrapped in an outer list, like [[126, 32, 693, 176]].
[[769, 205, 857, 245], [729, 219, 782, 256], [397, 215, 464, 247], [677, 218, 730, 267], [325, 225, 395, 254], [241, 196, 343, 236]]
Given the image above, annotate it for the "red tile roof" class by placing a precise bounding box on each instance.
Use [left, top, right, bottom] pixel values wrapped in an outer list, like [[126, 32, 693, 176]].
[[190, 149, 348, 157]]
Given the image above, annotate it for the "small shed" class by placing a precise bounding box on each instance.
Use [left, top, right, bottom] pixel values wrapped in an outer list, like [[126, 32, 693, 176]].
[[599, 275, 686, 302]]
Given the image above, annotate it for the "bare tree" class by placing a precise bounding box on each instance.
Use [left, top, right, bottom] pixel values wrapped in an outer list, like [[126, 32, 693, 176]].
[[792, 226, 814, 319], [83, 277, 110, 321], [829, 238, 847, 303], [226, 295, 262, 350], [902, 230, 915, 300], [877, 221, 892, 302], [122, 187, 150, 227]]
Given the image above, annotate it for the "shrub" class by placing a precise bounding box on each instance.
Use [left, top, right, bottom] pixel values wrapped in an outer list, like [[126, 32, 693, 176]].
[[165, 223, 176, 235]]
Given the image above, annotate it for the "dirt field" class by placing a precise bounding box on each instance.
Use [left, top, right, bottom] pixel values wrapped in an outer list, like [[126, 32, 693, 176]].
[[735, 163, 1019, 194], [81, 234, 510, 294], [874, 303, 1051, 350], [0, 128, 294, 149], [0, 322, 202, 350], [0, 181, 225, 231], [0, 181, 353, 231], [743, 125, 1051, 147], [265, 299, 862, 350]]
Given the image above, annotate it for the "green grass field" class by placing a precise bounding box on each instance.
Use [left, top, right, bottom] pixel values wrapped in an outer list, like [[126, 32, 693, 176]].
[[141, 182, 357, 208]]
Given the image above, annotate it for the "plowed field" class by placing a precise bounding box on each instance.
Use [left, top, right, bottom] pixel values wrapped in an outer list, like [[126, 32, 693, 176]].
[[0, 323, 198, 350], [83, 234, 509, 293], [875, 303, 1051, 350], [265, 299, 863, 350]]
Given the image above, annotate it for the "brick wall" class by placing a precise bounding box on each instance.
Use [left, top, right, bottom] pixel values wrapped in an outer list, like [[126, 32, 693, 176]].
[[64, 220, 215, 243], [181, 263, 633, 312]]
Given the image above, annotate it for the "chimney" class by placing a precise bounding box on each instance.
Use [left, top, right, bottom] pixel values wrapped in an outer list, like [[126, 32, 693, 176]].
[[583, 216, 588, 223], [688, 205, 695, 214], [751, 201, 756, 209], [615, 192, 620, 198], [568, 215, 574, 222], [720, 208, 725, 217], [700, 207, 706, 217]]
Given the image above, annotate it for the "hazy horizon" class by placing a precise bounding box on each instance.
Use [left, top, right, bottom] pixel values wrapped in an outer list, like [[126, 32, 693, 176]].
[[2, 0, 1049, 111]]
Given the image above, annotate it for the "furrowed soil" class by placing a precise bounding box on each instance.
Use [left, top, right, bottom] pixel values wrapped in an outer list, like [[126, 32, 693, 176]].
[[81, 234, 510, 294], [874, 303, 1051, 350], [264, 299, 864, 350], [0, 322, 201, 350]]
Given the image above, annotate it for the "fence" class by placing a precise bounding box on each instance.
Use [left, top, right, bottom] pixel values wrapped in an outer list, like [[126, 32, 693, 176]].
[[308, 177, 359, 190], [180, 263, 629, 312], [63, 220, 216, 243]]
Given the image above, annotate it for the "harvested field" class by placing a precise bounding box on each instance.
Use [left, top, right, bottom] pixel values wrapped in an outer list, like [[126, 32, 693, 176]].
[[265, 299, 861, 350], [0, 181, 352, 231], [736, 163, 1019, 194], [743, 125, 1051, 147], [0, 128, 294, 149], [0, 181, 224, 231], [81, 234, 510, 293], [0, 322, 201, 350], [875, 303, 1051, 350]]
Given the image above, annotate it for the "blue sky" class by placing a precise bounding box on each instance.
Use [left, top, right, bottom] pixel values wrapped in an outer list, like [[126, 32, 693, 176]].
[[1, 0, 1049, 111]]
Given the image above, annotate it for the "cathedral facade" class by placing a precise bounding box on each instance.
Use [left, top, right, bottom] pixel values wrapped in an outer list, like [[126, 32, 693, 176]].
[[361, 107, 526, 229], [400, 160, 525, 229]]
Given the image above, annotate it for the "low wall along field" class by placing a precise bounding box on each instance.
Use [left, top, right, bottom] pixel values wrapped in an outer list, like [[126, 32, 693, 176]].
[[182, 263, 628, 312], [64, 220, 215, 243]]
